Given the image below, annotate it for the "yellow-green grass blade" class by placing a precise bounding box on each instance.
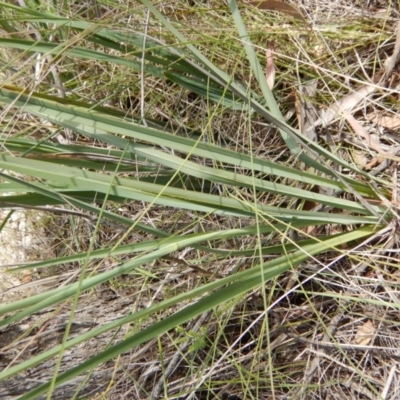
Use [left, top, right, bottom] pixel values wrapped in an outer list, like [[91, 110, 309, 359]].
[[11, 226, 376, 399], [228, 0, 295, 146], [123, 143, 382, 215], [138, 0, 384, 181], [0, 222, 378, 323], [8, 228, 370, 274], [0, 172, 169, 236], [0, 1, 204, 77], [0, 87, 381, 198], [0, 4, 384, 181], [0, 154, 383, 223], [0, 38, 165, 78]]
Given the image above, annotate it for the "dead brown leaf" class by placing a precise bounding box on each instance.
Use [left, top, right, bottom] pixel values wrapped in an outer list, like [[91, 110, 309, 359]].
[[317, 85, 376, 129], [248, 0, 306, 21], [354, 320, 375, 346], [341, 109, 390, 169], [265, 42, 275, 90], [364, 157, 384, 170], [368, 111, 400, 130], [352, 149, 369, 168], [341, 109, 387, 156]]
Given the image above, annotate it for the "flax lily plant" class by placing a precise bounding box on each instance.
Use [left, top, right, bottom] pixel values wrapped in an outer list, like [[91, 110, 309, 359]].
[[0, 1, 394, 398]]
